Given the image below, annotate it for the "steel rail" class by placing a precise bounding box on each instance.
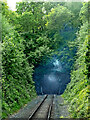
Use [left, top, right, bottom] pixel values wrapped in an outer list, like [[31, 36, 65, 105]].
[[28, 95, 48, 120], [47, 95, 54, 120]]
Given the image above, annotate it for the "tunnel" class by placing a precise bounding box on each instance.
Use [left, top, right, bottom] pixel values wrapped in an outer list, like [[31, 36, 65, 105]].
[[33, 26, 76, 95], [33, 56, 71, 95]]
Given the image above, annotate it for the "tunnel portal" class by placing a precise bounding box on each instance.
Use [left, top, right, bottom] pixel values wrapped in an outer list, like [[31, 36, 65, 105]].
[[33, 57, 71, 95]]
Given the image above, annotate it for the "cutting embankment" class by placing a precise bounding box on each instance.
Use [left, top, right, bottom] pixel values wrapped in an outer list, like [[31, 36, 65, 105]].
[[62, 2, 89, 118]]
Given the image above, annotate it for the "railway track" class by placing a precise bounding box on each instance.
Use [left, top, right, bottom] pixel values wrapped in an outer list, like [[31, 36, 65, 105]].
[[28, 95, 54, 120]]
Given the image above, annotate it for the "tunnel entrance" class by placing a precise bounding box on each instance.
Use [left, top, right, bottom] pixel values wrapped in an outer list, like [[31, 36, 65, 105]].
[[33, 25, 76, 95], [33, 56, 71, 95]]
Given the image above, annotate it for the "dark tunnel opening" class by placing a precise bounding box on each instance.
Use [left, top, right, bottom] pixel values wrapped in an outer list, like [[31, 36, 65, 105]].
[[33, 56, 71, 95], [33, 26, 77, 95]]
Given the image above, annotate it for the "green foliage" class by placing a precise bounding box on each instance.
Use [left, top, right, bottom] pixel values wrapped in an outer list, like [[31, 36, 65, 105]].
[[2, 16, 36, 119], [2, 2, 18, 26], [1, 2, 58, 119], [64, 2, 83, 27], [45, 5, 75, 50], [62, 2, 89, 118], [45, 5, 73, 33], [79, 2, 89, 23], [15, 2, 59, 65], [16, 2, 45, 34], [2, 1, 88, 119]]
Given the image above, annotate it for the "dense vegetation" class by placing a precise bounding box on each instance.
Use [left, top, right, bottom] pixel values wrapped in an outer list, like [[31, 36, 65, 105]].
[[62, 2, 89, 118], [1, 1, 89, 119]]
